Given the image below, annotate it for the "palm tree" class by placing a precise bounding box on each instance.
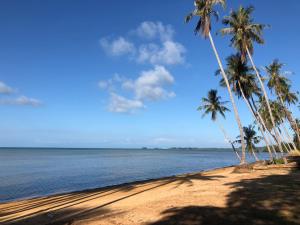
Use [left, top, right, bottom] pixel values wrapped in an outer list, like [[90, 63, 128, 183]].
[[294, 119, 300, 149], [258, 98, 290, 155], [185, 0, 247, 164], [217, 54, 274, 160], [265, 59, 300, 147], [198, 89, 241, 161], [220, 6, 284, 154], [236, 125, 262, 161]]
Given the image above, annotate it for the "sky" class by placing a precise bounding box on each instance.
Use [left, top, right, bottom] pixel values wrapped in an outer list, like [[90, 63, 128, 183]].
[[0, 0, 300, 148]]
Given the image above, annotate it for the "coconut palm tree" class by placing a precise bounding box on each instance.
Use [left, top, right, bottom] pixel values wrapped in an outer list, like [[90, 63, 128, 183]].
[[258, 98, 290, 156], [198, 89, 241, 161], [216, 54, 260, 103], [185, 0, 247, 163], [265, 60, 300, 146], [217, 54, 274, 160], [294, 119, 300, 149], [235, 125, 262, 161], [220, 6, 284, 154]]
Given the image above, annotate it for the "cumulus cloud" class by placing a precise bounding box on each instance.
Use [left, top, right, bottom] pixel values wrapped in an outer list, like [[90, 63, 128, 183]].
[[99, 66, 175, 113], [108, 93, 144, 113], [100, 21, 186, 66], [0, 96, 42, 106], [135, 21, 174, 41], [100, 37, 135, 56], [0, 81, 14, 94], [137, 41, 185, 65], [98, 74, 126, 92], [99, 21, 182, 113], [124, 65, 175, 101]]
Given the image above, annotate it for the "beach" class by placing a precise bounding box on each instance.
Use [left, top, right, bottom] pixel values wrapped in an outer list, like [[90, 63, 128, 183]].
[[1, 158, 299, 225]]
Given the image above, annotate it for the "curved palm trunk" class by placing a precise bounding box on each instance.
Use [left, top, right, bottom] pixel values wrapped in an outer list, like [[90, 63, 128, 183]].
[[281, 137, 291, 152], [279, 96, 300, 147], [251, 96, 278, 158], [246, 47, 285, 159], [282, 121, 297, 150], [252, 148, 259, 161], [269, 130, 284, 155], [215, 121, 241, 161], [209, 32, 246, 164], [280, 122, 294, 151], [238, 81, 273, 160], [256, 110, 278, 158]]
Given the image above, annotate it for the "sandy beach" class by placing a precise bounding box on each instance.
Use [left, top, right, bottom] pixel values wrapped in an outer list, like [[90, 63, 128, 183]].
[[1, 158, 300, 225]]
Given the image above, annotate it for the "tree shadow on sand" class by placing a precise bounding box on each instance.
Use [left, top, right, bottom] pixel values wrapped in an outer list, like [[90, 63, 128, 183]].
[[1, 172, 224, 225], [148, 157, 300, 225]]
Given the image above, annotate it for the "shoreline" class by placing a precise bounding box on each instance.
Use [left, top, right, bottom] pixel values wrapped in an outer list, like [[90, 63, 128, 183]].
[[1, 164, 236, 204], [1, 159, 299, 225]]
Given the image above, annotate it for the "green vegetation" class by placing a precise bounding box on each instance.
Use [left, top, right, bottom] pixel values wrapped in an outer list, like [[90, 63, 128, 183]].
[[185, 1, 300, 164]]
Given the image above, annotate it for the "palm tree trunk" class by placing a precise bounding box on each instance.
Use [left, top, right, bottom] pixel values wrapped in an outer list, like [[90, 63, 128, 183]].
[[252, 149, 259, 161], [209, 32, 246, 164], [281, 137, 291, 152], [250, 96, 278, 157], [215, 121, 241, 161], [237, 81, 273, 160], [282, 121, 297, 150], [251, 101, 278, 157], [278, 96, 300, 147], [246, 46, 285, 158], [280, 120, 293, 152]]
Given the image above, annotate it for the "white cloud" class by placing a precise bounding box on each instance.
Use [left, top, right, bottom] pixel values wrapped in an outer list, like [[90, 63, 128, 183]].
[[125, 65, 175, 101], [99, 66, 175, 113], [99, 21, 182, 113], [100, 37, 135, 56], [0, 81, 42, 107], [100, 21, 186, 66], [136, 21, 174, 41], [98, 74, 126, 92], [98, 81, 109, 90], [137, 41, 185, 65], [108, 93, 144, 113], [0, 96, 42, 106], [0, 81, 14, 94]]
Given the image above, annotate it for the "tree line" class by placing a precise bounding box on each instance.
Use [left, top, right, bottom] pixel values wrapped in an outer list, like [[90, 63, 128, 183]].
[[185, 0, 300, 164]]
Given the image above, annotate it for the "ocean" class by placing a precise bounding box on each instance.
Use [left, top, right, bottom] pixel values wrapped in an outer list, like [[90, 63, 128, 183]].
[[0, 148, 268, 202]]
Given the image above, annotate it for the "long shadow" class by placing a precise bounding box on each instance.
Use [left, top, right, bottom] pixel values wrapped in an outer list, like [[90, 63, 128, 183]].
[[0, 182, 140, 214], [148, 157, 300, 225], [0, 178, 160, 217], [1, 171, 222, 215], [2, 172, 223, 225], [6, 207, 115, 225]]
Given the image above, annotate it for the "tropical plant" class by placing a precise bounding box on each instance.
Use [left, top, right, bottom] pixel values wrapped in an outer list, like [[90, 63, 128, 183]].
[[235, 125, 262, 161], [217, 54, 274, 160], [185, 0, 247, 163], [198, 89, 241, 160], [216, 54, 260, 110], [257, 98, 291, 156], [220, 5, 285, 154], [265, 59, 300, 147], [294, 119, 300, 149], [258, 99, 284, 132]]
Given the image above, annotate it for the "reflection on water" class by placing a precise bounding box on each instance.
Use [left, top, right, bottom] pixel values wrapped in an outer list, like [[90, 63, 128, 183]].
[[0, 148, 268, 202]]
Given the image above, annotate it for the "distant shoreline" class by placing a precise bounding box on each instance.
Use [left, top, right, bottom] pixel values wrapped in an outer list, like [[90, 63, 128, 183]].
[[0, 147, 235, 151]]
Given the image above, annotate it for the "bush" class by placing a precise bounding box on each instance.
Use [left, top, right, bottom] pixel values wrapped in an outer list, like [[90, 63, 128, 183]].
[[270, 158, 285, 165]]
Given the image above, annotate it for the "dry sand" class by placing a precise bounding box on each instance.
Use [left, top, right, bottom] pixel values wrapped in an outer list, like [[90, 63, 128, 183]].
[[1, 163, 300, 225]]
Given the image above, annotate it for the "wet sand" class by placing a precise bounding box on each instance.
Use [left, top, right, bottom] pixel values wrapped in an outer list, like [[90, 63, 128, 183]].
[[1, 160, 300, 225]]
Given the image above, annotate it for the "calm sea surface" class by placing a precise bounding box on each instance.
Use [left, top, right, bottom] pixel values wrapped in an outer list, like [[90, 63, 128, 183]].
[[0, 148, 269, 202]]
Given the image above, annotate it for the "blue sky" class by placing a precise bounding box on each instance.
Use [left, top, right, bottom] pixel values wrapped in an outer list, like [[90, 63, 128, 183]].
[[0, 0, 299, 148]]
